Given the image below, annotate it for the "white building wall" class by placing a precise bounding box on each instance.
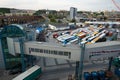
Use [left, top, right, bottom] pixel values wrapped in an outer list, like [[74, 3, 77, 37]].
[[15, 41, 120, 62]]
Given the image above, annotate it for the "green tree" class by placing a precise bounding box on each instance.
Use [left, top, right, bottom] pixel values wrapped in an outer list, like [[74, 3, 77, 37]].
[[33, 10, 46, 15], [0, 8, 10, 14], [71, 19, 76, 22], [50, 18, 56, 22]]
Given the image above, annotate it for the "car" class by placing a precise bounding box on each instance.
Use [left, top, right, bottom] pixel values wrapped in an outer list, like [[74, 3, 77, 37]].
[[9, 68, 22, 75], [62, 31, 70, 35], [53, 33, 59, 38]]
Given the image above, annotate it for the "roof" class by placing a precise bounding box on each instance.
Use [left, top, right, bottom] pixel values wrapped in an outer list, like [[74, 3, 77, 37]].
[[25, 41, 80, 50], [10, 24, 24, 30], [13, 65, 40, 80], [86, 41, 120, 48]]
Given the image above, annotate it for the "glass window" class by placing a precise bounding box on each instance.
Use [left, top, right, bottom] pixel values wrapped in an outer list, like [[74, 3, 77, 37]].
[[64, 52, 69, 56], [68, 52, 71, 59], [48, 50, 51, 54], [44, 49, 49, 54], [35, 48, 39, 52], [50, 50, 54, 54], [59, 51, 63, 55], [31, 48, 34, 52], [54, 51, 57, 55], [40, 49, 43, 53], [46, 50, 49, 54]]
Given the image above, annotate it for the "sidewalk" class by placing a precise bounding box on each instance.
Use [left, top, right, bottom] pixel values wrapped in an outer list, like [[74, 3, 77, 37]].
[[0, 69, 19, 80]]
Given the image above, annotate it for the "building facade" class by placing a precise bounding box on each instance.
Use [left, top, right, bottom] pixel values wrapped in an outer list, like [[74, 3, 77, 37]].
[[0, 24, 26, 69], [0, 15, 45, 27], [70, 7, 77, 20], [10, 9, 35, 16]]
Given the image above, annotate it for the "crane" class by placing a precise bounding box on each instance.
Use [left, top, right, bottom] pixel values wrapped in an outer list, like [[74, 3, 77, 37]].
[[112, 0, 120, 11]]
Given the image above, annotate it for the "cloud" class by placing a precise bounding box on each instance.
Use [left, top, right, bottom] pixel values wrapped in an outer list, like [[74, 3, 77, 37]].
[[0, 0, 118, 11]]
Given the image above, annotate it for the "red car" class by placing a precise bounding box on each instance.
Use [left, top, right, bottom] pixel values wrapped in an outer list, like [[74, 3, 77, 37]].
[[53, 33, 59, 38]]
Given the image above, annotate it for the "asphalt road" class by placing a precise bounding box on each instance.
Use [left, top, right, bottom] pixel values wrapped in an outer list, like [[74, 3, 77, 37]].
[[35, 57, 109, 80]]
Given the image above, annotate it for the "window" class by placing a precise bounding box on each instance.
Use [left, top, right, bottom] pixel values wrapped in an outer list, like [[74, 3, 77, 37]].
[[29, 48, 71, 58], [31, 48, 34, 52], [54, 51, 57, 55], [50, 50, 54, 54], [35, 49, 39, 52], [64, 52, 69, 56], [44, 49, 49, 54], [59, 51, 63, 55], [68, 52, 71, 59], [40, 49, 43, 53]]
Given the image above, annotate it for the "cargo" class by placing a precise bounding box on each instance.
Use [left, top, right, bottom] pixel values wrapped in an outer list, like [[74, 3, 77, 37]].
[[84, 72, 91, 80], [91, 71, 98, 79], [114, 68, 120, 77], [98, 70, 105, 79], [108, 32, 113, 36]]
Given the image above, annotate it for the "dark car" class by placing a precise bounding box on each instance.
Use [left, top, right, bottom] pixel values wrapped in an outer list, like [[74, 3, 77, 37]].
[[9, 63, 22, 75], [9, 68, 22, 75]]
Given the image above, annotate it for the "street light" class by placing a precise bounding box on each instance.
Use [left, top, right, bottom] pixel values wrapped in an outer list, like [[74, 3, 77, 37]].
[[75, 37, 85, 80], [78, 37, 85, 80], [19, 37, 26, 72]]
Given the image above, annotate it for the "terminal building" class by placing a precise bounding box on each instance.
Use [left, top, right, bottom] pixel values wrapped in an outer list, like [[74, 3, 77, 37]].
[[0, 23, 120, 70], [0, 23, 46, 69], [0, 24, 26, 69], [0, 20, 120, 80]]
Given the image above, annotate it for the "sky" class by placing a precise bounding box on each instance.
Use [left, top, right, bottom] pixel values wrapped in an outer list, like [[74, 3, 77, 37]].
[[0, 0, 120, 11]]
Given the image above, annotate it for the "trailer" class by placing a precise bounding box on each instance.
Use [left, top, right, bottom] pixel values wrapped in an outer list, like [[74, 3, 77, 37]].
[[12, 65, 42, 80]]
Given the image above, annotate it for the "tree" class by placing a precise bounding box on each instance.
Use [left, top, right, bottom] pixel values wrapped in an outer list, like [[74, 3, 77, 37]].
[[71, 19, 76, 22], [33, 10, 46, 16], [50, 18, 56, 22], [0, 8, 10, 14]]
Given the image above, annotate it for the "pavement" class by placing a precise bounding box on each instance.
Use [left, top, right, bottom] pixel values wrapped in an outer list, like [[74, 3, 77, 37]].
[[0, 69, 20, 80]]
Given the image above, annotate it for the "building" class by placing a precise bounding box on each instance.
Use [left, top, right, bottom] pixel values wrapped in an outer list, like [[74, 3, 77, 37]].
[[10, 9, 35, 16], [104, 11, 120, 21], [70, 7, 77, 20], [0, 24, 26, 69], [0, 15, 45, 27], [0, 24, 41, 69]]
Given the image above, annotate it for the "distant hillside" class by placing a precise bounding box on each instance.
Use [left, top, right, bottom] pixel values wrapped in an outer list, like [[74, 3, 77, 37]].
[[0, 8, 10, 14]]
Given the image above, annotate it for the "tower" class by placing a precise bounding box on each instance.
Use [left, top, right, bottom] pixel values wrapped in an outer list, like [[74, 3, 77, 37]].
[[70, 7, 77, 20]]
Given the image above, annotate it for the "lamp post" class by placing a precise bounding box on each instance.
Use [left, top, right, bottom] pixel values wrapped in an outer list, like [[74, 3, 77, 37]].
[[75, 37, 85, 80], [78, 37, 85, 80], [19, 37, 26, 72]]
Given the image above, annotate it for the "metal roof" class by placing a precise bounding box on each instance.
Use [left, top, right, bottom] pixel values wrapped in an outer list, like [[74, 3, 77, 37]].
[[86, 41, 120, 48]]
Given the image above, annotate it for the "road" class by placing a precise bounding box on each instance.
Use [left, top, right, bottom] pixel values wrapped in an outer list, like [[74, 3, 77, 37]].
[[35, 57, 109, 80]]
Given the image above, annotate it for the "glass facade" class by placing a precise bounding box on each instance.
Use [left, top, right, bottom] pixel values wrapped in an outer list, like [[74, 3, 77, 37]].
[[0, 24, 25, 69]]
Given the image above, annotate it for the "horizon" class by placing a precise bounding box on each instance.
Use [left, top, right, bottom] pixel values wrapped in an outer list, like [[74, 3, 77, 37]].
[[0, 7, 120, 12], [0, 0, 120, 11]]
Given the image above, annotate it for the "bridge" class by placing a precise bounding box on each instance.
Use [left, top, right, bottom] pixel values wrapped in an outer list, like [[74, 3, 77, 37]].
[[7, 37, 120, 62]]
